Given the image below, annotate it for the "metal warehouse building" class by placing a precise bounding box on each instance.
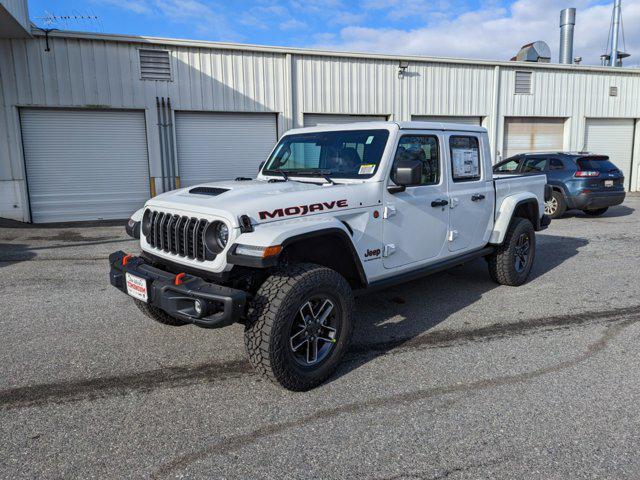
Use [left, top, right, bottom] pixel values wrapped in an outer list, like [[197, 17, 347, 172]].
[[1, 2, 640, 223]]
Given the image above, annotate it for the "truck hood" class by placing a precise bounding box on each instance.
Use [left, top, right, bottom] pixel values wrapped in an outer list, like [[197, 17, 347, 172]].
[[146, 179, 379, 227]]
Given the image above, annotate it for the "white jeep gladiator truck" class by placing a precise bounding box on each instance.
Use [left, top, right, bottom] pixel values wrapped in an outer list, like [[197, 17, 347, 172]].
[[111, 121, 551, 391]]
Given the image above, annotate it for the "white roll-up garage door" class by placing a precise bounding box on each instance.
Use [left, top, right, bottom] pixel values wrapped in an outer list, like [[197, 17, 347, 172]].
[[584, 118, 635, 191], [503, 117, 565, 159], [20, 109, 150, 223], [412, 115, 482, 125], [175, 112, 277, 187], [303, 114, 387, 127]]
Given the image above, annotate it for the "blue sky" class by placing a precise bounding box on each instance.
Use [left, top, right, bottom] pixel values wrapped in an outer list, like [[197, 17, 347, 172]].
[[27, 1, 639, 65]]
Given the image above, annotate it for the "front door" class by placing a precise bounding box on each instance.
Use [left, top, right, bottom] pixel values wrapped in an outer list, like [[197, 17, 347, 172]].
[[383, 133, 449, 269], [445, 133, 494, 252]]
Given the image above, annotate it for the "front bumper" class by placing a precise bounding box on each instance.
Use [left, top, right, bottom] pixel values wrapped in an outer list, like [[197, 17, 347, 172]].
[[567, 191, 626, 210], [109, 251, 246, 328]]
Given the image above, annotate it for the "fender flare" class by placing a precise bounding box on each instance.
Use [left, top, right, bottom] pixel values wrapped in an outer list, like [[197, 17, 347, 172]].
[[227, 220, 367, 287], [489, 193, 541, 245], [281, 227, 368, 287]]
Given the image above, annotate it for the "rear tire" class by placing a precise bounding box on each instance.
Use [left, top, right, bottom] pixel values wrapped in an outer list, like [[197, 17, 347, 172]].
[[487, 217, 536, 286], [583, 207, 608, 216], [244, 263, 354, 391], [134, 299, 188, 326], [544, 190, 566, 219]]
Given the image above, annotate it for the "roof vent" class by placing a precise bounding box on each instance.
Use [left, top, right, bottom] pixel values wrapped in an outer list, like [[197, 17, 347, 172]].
[[515, 71, 532, 94], [139, 49, 172, 81], [511, 41, 551, 63]]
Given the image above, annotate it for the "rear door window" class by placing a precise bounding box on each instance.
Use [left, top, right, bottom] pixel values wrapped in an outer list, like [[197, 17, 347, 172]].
[[449, 136, 481, 182], [521, 157, 548, 173], [548, 158, 565, 171]]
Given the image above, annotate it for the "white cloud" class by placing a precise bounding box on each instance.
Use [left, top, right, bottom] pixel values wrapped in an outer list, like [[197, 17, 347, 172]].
[[99, 0, 153, 15], [280, 18, 308, 30], [314, 0, 640, 66]]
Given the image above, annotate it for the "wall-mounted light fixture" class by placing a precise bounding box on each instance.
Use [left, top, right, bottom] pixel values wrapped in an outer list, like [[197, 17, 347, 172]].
[[398, 60, 409, 77]]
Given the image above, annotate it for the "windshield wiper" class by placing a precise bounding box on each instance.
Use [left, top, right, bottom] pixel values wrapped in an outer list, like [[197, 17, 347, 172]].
[[262, 168, 289, 182], [274, 169, 289, 181], [294, 169, 336, 185]]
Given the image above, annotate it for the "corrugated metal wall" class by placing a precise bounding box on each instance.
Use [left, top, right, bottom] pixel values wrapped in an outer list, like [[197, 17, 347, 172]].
[[1, 32, 640, 221]]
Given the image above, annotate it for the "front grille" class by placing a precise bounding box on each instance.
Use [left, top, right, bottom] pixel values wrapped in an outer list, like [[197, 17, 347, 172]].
[[145, 210, 212, 261]]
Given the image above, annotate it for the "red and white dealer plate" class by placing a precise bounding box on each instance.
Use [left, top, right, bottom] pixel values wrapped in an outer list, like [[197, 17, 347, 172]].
[[125, 272, 148, 302]]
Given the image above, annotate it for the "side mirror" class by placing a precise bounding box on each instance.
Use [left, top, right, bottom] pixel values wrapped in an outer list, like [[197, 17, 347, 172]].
[[258, 161, 265, 172], [393, 158, 422, 186]]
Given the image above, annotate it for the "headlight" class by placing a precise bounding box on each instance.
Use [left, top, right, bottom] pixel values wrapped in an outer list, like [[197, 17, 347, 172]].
[[204, 221, 229, 254], [141, 209, 152, 236], [215, 222, 229, 249]]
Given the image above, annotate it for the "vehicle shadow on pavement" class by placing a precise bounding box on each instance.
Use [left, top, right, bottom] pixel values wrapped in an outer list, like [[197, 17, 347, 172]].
[[562, 205, 634, 219], [0, 243, 37, 267], [330, 234, 589, 383]]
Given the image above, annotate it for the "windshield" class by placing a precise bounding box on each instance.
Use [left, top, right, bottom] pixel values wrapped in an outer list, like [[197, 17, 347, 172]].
[[262, 129, 390, 179]]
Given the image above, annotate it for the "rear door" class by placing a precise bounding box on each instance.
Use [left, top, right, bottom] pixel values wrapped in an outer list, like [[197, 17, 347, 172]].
[[445, 132, 494, 252], [382, 132, 449, 269]]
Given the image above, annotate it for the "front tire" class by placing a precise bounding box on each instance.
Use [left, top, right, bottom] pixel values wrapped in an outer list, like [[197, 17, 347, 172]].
[[134, 299, 188, 326], [244, 263, 354, 391], [544, 190, 566, 219], [583, 207, 608, 216], [487, 217, 536, 286]]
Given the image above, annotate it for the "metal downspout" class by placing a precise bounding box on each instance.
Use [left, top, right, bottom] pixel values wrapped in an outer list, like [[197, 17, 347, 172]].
[[155, 97, 167, 192], [166, 98, 178, 189], [160, 98, 173, 190]]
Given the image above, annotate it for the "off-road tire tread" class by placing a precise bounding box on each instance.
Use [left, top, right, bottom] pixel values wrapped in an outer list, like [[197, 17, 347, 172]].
[[244, 263, 354, 391], [487, 217, 535, 286], [134, 299, 188, 326]]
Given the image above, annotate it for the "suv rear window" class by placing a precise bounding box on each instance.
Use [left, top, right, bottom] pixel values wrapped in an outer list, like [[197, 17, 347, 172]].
[[576, 157, 618, 172]]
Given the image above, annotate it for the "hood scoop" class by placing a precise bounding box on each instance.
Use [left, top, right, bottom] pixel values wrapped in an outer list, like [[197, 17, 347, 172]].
[[189, 186, 229, 196]]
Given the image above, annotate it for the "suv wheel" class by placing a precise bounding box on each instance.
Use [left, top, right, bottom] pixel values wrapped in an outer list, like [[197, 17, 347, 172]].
[[244, 263, 354, 391], [583, 207, 608, 216], [134, 299, 188, 326], [487, 217, 536, 286], [544, 190, 566, 219]]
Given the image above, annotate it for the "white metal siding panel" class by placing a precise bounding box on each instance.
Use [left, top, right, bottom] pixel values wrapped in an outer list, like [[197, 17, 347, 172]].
[[409, 63, 493, 122], [584, 118, 635, 190], [411, 115, 481, 125], [303, 113, 387, 127], [175, 112, 277, 186], [503, 117, 565, 158], [296, 56, 396, 121], [20, 109, 150, 222]]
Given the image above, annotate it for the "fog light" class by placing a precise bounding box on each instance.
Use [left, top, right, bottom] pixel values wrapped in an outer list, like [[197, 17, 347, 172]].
[[194, 300, 204, 317]]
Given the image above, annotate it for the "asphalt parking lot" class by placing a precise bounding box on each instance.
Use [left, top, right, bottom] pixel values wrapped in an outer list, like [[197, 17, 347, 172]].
[[1, 197, 640, 479]]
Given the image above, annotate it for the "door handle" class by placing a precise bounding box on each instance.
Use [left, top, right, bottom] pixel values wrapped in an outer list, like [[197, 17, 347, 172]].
[[431, 199, 449, 208], [471, 194, 486, 202]]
